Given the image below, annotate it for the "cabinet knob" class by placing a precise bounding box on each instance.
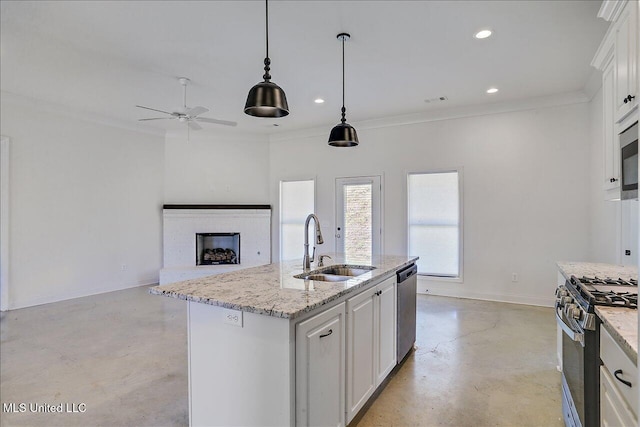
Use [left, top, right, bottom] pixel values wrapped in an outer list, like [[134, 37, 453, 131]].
[[610, 178, 618, 183]]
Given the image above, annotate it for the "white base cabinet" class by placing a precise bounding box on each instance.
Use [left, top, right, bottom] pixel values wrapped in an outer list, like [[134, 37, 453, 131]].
[[296, 302, 346, 427], [600, 325, 638, 426], [346, 276, 397, 423]]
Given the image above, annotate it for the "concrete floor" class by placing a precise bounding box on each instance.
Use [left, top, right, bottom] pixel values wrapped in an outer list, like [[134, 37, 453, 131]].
[[0, 286, 562, 427]]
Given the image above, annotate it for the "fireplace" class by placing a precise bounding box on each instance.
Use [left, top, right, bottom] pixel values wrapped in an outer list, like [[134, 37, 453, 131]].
[[196, 233, 240, 265]]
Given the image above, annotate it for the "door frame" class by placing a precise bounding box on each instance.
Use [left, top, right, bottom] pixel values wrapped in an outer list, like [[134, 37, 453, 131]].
[[335, 175, 384, 258], [1, 136, 10, 311]]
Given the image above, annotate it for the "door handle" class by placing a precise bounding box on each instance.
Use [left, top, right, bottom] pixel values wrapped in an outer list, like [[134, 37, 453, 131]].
[[614, 369, 632, 388], [319, 329, 333, 339]]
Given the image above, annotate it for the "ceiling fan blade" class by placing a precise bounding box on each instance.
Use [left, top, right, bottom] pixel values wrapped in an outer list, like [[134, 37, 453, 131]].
[[135, 105, 174, 115], [187, 106, 208, 117], [188, 121, 203, 131], [138, 117, 172, 121], [196, 117, 238, 127]]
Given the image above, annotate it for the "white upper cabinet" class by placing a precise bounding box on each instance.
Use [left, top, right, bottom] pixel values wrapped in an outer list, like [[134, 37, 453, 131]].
[[592, 0, 639, 200], [603, 53, 622, 194], [613, 0, 638, 122]]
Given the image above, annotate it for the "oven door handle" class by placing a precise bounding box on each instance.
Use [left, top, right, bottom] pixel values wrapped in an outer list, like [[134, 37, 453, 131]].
[[555, 302, 584, 346]]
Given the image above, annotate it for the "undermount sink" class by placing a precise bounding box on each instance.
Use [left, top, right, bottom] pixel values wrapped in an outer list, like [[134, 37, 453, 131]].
[[296, 273, 353, 282], [317, 265, 375, 277], [294, 264, 376, 282]]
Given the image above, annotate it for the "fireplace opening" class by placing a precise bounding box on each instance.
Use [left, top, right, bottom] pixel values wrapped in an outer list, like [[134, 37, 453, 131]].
[[196, 233, 240, 265]]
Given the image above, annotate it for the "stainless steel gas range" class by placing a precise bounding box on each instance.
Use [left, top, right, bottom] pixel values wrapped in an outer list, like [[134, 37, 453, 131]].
[[556, 275, 637, 427]]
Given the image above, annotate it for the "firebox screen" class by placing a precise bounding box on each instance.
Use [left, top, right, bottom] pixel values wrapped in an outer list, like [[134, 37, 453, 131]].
[[195, 233, 240, 265]]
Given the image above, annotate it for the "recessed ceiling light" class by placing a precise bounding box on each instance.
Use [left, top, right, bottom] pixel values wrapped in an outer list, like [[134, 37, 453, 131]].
[[486, 87, 499, 94], [474, 30, 492, 39], [314, 98, 325, 104]]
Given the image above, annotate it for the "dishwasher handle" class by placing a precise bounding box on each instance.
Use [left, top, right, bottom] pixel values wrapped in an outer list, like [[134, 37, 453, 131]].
[[397, 263, 418, 283]]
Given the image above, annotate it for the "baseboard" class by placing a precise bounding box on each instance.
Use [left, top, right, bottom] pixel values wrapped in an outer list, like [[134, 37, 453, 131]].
[[417, 285, 553, 308], [5, 279, 158, 311]]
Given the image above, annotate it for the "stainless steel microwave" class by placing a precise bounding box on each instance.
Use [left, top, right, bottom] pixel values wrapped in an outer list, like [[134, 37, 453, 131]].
[[621, 121, 638, 200]]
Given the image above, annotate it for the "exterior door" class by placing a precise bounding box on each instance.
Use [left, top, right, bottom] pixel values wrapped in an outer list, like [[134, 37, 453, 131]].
[[335, 176, 382, 261]]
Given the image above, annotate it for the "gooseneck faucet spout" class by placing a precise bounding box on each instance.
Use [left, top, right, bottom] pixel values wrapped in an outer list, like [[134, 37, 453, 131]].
[[303, 213, 324, 271]]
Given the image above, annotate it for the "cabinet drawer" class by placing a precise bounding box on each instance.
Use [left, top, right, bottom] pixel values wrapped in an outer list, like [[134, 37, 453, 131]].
[[601, 366, 637, 426], [600, 325, 638, 416]]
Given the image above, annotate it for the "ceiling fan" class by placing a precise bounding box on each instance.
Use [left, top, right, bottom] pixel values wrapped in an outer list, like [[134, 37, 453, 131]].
[[136, 77, 237, 130]]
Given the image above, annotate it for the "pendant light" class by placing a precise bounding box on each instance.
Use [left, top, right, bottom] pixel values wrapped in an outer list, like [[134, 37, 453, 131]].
[[244, 0, 289, 118], [328, 33, 359, 147]]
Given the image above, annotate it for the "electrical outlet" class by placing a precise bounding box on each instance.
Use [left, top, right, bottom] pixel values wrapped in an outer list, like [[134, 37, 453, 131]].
[[512, 273, 518, 282], [222, 308, 243, 327], [121, 264, 127, 271]]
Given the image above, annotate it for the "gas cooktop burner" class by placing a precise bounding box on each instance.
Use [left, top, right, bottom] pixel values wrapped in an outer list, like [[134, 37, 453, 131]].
[[576, 276, 638, 286], [589, 290, 637, 308], [569, 275, 638, 309]]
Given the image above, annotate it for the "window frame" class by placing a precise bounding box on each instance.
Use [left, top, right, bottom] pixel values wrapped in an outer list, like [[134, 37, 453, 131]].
[[279, 178, 316, 262], [407, 168, 464, 282]]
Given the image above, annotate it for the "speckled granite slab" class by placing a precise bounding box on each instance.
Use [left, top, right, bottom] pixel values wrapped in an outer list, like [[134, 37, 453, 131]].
[[596, 306, 638, 365], [149, 254, 418, 319], [557, 261, 637, 282]]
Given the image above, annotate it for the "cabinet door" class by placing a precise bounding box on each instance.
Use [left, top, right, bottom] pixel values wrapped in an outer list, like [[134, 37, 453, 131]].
[[346, 286, 377, 423], [614, 1, 638, 121], [602, 54, 621, 193], [376, 276, 397, 385], [601, 366, 637, 427], [296, 302, 346, 427]]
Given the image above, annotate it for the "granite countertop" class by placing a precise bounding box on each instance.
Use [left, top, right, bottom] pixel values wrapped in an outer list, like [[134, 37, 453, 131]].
[[150, 254, 418, 320], [557, 261, 638, 364], [556, 261, 637, 282]]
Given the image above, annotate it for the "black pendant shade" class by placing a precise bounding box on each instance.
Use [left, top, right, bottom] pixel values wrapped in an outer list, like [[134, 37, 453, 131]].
[[328, 33, 358, 147], [245, 0, 289, 118], [328, 122, 359, 147], [244, 80, 289, 118]]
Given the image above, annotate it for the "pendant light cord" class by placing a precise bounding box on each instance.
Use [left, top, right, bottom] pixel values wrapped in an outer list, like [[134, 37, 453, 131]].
[[263, 0, 271, 82], [341, 36, 346, 124]]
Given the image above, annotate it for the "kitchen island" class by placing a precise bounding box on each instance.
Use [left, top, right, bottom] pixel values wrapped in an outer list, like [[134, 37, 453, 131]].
[[150, 254, 418, 427]]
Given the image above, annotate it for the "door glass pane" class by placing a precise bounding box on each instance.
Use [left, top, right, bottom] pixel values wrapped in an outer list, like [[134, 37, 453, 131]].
[[344, 183, 372, 260]]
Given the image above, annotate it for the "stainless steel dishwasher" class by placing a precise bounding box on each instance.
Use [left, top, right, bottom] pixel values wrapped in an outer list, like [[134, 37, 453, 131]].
[[396, 263, 417, 363]]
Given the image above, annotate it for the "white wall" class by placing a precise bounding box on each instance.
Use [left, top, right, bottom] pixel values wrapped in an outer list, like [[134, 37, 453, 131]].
[[164, 131, 270, 204], [0, 94, 165, 309], [269, 102, 593, 306]]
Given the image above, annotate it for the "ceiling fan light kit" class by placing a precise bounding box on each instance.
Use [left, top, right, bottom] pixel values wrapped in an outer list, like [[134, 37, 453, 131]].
[[244, 0, 289, 118], [328, 32, 359, 147]]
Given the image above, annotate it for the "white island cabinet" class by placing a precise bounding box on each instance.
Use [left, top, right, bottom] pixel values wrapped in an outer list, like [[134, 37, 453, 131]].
[[296, 302, 346, 427], [346, 276, 397, 423], [150, 255, 418, 427]]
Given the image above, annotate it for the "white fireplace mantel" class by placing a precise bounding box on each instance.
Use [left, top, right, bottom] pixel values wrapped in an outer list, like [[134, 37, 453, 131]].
[[159, 205, 271, 285]]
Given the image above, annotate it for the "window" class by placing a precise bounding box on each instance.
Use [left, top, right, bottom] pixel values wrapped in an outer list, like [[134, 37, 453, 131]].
[[408, 171, 462, 278], [280, 180, 315, 261]]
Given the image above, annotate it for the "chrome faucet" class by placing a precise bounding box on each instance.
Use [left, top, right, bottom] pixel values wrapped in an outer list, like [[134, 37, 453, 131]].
[[303, 213, 324, 271]]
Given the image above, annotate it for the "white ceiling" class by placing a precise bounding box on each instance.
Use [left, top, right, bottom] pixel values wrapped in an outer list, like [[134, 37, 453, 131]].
[[0, 0, 609, 135]]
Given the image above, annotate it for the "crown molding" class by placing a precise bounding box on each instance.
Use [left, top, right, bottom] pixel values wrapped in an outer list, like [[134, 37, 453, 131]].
[[268, 91, 591, 143], [1, 91, 165, 137], [598, 0, 628, 21]]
